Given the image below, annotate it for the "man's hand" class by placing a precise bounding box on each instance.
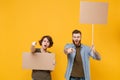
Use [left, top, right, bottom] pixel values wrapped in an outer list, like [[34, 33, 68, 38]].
[[64, 48, 75, 54], [91, 45, 95, 52]]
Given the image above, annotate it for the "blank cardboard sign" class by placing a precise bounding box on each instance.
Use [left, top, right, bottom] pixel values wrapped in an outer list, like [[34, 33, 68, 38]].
[[22, 52, 55, 70], [80, 2, 108, 24]]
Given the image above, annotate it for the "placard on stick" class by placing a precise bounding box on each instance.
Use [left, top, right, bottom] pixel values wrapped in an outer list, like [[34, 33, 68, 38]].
[[80, 2, 108, 44], [80, 2, 108, 24]]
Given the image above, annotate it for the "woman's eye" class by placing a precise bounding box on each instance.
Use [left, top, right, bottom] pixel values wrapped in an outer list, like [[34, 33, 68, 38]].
[[44, 41, 46, 42]]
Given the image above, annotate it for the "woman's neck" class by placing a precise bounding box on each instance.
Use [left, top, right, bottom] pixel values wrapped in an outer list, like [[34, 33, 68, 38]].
[[41, 48, 47, 53]]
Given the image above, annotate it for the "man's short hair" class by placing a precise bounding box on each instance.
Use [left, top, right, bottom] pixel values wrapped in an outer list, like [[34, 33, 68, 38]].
[[72, 29, 81, 35]]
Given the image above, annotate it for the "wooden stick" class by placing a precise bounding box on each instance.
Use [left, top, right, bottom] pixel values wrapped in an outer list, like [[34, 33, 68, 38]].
[[92, 24, 94, 45]]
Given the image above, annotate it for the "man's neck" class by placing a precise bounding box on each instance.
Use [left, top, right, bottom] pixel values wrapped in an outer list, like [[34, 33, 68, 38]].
[[75, 44, 81, 48]]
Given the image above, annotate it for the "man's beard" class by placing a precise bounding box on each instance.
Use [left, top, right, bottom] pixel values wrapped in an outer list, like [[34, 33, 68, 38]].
[[72, 40, 81, 46]]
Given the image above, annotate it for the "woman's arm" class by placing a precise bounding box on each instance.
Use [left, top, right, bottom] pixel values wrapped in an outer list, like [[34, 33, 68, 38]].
[[30, 42, 37, 54]]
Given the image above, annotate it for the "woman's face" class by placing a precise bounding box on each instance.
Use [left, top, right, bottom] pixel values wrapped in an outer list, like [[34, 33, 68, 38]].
[[41, 37, 50, 50]]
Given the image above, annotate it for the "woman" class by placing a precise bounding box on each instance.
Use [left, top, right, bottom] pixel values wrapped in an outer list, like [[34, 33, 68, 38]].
[[31, 35, 54, 80]]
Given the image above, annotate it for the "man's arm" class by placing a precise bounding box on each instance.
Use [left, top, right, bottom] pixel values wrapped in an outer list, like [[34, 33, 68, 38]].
[[90, 45, 101, 60]]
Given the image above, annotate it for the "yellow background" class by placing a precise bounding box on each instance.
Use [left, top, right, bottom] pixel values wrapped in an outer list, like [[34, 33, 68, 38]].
[[0, 0, 120, 80]]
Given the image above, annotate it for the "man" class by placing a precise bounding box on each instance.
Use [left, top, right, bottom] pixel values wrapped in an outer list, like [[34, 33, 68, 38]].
[[64, 29, 101, 80]]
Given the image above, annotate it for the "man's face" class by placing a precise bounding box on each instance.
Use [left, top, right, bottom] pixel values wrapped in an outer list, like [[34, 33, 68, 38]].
[[72, 33, 81, 46]]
